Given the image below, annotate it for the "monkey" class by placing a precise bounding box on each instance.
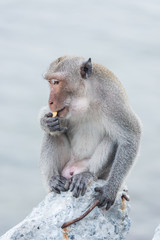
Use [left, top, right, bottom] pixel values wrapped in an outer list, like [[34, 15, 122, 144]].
[[39, 55, 141, 210]]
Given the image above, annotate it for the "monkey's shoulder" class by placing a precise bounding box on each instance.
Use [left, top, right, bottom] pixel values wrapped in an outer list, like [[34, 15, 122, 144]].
[[93, 63, 124, 87]]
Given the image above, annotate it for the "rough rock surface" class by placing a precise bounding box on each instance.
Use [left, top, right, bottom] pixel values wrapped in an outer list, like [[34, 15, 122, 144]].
[[0, 180, 130, 240], [152, 224, 160, 240]]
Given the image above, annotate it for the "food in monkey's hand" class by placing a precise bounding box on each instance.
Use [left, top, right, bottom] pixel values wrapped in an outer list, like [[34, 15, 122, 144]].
[[52, 112, 57, 117]]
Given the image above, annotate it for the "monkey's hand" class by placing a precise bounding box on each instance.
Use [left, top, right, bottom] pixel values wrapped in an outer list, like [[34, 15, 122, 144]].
[[70, 172, 94, 198], [94, 185, 117, 210], [49, 175, 70, 194], [40, 112, 67, 135]]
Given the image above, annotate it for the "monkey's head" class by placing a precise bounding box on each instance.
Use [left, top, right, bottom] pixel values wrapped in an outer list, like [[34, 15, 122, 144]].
[[43, 56, 92, 119]]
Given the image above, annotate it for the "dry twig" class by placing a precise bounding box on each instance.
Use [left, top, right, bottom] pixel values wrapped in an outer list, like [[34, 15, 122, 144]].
[[61, 196, 129, 229], [61, 200, 99, 229]]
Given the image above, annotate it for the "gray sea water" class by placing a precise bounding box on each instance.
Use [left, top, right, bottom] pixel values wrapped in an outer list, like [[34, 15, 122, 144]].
[[0, 0, 160, 239]]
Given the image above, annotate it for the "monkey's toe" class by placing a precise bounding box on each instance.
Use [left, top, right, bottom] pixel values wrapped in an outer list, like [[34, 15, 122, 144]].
[[49, 175, 69, 194]]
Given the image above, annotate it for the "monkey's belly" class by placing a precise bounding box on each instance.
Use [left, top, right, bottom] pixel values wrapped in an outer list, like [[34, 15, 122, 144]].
[[69, 130, 104, 160], [63, 120, 105, 178]]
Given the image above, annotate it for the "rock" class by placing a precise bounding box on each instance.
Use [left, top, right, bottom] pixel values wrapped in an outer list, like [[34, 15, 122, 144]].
[[0, 180, 131, 240], [152, 224, 160, 240]]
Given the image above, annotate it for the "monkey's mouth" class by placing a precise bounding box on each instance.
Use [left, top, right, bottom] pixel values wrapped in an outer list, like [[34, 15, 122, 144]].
[[57, 107, 66, 116]]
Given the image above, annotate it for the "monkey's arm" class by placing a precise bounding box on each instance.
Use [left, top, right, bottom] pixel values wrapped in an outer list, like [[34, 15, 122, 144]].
[[94, 110, 141, 209], [39, 106, 70, 192], [70, 108, 141, 209], [40, 133, 70, 192]]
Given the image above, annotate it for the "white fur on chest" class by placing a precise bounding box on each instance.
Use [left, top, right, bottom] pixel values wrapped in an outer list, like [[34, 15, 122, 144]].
[[68, 118, 105, 160]]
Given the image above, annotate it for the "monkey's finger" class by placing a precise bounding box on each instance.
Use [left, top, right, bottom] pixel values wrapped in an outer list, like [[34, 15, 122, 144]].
[[57, 180, 68, 190], [59, 127, 68, 132], [47, 121, 59, 127], [49, 126, 68, 132], [78, 178, 86, 196], [57, 185, 67, 192], [58, 177, 68, 185], [57, 180, 66, 188], [46, 118, 58, 124], [70, 179, 76, 192], [105, 201, 113, 210], [61, 180, 71, 190], [94, 187, 103, 193], [73, 185, 80, 198], [45, 113, 53, 118], [70, 183, 75, 192], [49, 125, 61, 132], [98, 197, 107, 207], [51, 187, 60, 194], [73, 178, 82, 197], [64, 180, 71, 190], [81, 183, 87, 196]]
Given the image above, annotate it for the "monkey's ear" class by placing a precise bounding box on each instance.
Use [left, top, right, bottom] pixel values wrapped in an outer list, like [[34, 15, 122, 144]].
[[80, 58, 92, 79]]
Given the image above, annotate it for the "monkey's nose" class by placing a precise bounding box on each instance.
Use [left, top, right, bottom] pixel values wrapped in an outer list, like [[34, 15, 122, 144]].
[[49, 99, 55, 112]]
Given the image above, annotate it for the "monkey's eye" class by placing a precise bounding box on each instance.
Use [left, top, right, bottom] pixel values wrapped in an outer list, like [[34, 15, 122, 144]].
[[50, 79, 59, 85]]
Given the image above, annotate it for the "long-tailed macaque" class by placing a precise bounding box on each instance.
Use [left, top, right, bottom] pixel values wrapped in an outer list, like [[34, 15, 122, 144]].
[[39, 56, 141, 210]]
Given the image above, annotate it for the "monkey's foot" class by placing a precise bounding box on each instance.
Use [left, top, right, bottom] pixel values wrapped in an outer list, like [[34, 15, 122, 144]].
[[49, 175, 70, 194], [70, 172, 95, 198]]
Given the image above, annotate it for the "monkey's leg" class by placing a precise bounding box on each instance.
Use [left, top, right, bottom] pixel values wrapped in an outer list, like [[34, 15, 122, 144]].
[[69, 137, 115, 199], [87, 136, 118, 210]]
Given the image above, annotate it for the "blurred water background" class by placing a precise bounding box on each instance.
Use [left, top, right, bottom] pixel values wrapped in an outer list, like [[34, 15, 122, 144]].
[[0, 0, 160, 239]]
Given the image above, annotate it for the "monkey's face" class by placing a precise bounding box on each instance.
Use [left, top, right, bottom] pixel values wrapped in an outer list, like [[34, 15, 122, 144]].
[[48, 77, 71, 118], [43, 56, 92, 119]]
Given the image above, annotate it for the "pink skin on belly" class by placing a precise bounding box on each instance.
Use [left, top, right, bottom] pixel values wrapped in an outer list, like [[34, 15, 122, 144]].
[[61, 165, 80, 179], [61, 158, 89, 179]]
